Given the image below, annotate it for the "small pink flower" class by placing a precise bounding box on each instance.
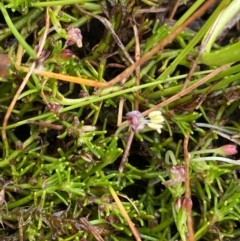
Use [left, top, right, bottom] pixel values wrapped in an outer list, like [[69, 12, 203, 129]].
[[163, 165, 185, 187], [218, 144, 238, 156], [126, 110, 164, 133], [126, 110, 146, 132], [66, 27, 82, 48]]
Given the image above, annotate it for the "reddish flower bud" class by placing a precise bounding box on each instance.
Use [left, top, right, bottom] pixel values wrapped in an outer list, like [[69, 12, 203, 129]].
[[174, 197, 193, 212], [218, 144, 238, 156], [60, 49, 74, 59], [181, 197, 193, 210]]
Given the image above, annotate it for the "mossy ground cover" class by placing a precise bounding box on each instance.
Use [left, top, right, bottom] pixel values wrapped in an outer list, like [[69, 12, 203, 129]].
[[0, 0, 240, 240]]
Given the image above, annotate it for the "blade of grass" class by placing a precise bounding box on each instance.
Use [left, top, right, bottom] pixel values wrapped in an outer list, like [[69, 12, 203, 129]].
[[101, 171, 142, 241]]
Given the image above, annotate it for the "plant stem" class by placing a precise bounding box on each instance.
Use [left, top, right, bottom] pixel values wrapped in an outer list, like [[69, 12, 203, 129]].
[[191, 157, 240, 165], [0, 3, 37, 58]]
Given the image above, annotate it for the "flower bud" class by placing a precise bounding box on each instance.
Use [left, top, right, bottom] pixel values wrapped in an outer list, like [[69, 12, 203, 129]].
[[174, 197, 193, 212], [174, 197, 183, 212], [60, 49, 74, 59], [217, 144, 238, 156], [181, 197, 193, 210]]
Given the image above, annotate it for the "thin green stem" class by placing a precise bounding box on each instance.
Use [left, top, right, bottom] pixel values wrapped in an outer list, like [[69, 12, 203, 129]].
[[32, 1, 101, 11], [0, 8, 42, 41], [191, 157, 240, 165], [0, 3, 37, 58]]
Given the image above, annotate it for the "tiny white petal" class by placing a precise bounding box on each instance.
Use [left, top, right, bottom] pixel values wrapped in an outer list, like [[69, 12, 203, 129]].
[[148, 111, 162, 118], [148, 111, 164, 124], [143, 111, 165, 133], [77, 39, 83, 48], [150, 116, 165, 124], [147, 123, 163, 133]]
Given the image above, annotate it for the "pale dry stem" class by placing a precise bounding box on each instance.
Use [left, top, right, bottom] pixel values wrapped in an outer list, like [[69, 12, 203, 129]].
[[79, 217, 105, 241], [118, 22, 141, 173], [108, 183, 142, 241], [168, 0, 181, 19], [182, 13, 222, 90], [74, 4, 134, 65], [184, 133, 195, 241]]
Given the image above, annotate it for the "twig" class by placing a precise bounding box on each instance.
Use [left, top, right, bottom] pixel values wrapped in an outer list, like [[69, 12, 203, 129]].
[[168, 0, 181, 19], [117, 98, 125, 126], [106, 178, 142, 241], [74, 4, 134, 65], [118, 130, 135, 173], [141, 64, 230, 116], [80, 217, 105, 241], [96, 0, 217, 88], [183, 133, 195, 241], [27, 121, 63, 130], [133, 22, 141, 109], [134, 7, 169, 14], [18, 217, 24, 241], [182, 14, 222, 90], [214, 130, 240, 146], [118, 22, 141, 173]]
